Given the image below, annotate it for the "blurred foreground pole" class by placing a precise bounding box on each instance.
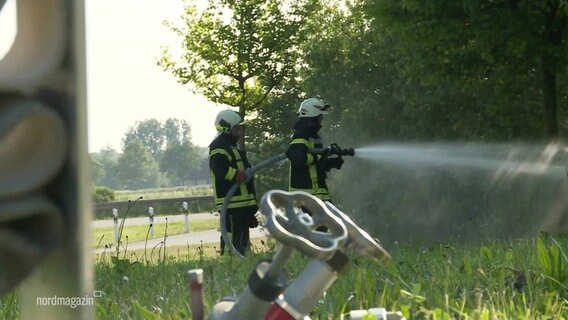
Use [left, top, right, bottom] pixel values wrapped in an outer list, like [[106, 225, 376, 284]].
[[0, 0, 93, 319], [188, 269, 204, 320]]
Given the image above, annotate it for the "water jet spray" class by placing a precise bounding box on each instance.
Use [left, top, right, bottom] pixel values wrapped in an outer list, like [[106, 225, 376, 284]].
[[352, 143, 567, 177]]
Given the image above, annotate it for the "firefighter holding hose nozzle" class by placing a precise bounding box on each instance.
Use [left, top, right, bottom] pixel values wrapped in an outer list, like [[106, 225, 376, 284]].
[[286, 98, 354, 230]]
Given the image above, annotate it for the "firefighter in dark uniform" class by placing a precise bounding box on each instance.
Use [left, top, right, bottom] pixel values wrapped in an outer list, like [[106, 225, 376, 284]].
[[209, 110, 258, 255], [285, 98, 345, 230]]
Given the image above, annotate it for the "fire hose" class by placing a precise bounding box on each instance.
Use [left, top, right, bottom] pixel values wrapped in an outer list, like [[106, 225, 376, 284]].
[[219, 146, 356, 258], [219, 152, 288, 258]]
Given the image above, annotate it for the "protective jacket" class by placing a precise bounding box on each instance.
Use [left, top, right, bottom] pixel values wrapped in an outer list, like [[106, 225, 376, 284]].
[[286, 118, 342, 201], [209, 133, 257, 212]]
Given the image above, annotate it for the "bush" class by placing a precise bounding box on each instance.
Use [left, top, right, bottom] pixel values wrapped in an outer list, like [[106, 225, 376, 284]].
[[93, 186, 116, 203]]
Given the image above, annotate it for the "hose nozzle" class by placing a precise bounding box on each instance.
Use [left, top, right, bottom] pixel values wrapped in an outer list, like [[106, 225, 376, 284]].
[[325, 144, 355, 157], [341, 148, 355, 156]]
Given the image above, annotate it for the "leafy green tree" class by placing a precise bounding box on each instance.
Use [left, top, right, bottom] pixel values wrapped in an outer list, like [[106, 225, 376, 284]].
[[115, 139, 160, 190], [366, 0, 568, 139], [123, 119, 165, 160], [159, 0, 319, 147], [90, 146, 120, 188], [164, 118, 191, 147], [298, 1, 409, 144], [119, 118, 204, 188], [90, 158, 105, 185], [159, 141, 204, 186], [246, 88, 301, 193], [189, 153, 212, 184]]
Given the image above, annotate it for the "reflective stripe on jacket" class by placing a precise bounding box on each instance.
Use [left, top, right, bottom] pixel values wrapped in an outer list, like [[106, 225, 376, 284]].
[[209, 134, 257, 211], [286, 134, 331, 201]]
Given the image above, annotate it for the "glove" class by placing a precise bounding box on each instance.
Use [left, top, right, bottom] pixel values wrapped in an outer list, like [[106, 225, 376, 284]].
[[311, 152, 324, 164], [327, 143, 342, 155], [235, 170, 246, 184], [327, 157, 344, 170], [249, 213, 259, 228]]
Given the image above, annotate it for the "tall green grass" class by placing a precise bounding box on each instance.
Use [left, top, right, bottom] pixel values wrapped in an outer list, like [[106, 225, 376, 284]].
[[1, 234, 566, 319]]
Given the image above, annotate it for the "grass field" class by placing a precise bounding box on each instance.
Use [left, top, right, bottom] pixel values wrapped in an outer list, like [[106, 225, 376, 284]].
[[5, 184, 568, 318], [2, 233, 566, 319], [94, 234, 568, 319], [115, 186, 213, 201]]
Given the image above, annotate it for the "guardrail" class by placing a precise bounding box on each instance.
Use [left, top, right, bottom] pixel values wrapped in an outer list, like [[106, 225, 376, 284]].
[[94, 195, 214, 211], [93, 196, 215, 219]]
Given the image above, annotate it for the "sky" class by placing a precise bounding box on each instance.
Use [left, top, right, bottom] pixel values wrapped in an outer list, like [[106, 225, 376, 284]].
[[85, 0, 226, 153], [0, 0, 226, 153]]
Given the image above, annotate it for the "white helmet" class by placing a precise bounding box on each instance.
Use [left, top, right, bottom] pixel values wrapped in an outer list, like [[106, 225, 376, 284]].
[[297, 98, 330, 117], [215, 110, 244, 133]]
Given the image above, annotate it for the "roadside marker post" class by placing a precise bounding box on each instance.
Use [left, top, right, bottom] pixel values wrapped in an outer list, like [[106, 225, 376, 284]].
[[182, 201, 190, 233], [112, 208, 119, 244], [149, 206, 154, 238]]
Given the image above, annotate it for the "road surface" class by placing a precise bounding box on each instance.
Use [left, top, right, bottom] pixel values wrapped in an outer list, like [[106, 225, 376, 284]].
[[93, 213, 272, 253]]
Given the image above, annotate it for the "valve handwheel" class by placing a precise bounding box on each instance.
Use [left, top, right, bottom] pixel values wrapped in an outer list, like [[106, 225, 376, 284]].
[[260, 190, 348, 261]]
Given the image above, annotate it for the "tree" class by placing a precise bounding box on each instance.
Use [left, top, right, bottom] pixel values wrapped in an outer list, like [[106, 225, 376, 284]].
[[119, 118, 203, 187], [294, 0, 552, 144], [90, 158, 105, 185], [298, 1, 410, 144], [90, 146, 120, 188], [164, 118, 192, 148], [159, 141, 204, 186], [123, 119, 165, 160], [115, 139, 160, 190], [366, 0, 568, 139], [246, 87, 301, 194], [189, 152, 212, 185], [158, 0, 320, 148]]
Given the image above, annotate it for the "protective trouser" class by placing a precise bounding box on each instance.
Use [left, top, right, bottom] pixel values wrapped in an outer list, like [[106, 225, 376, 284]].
[[219, 209, 251, 255]]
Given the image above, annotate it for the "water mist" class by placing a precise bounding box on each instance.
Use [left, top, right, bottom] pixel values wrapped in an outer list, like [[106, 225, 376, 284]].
[[335, 142, 568, 246]]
